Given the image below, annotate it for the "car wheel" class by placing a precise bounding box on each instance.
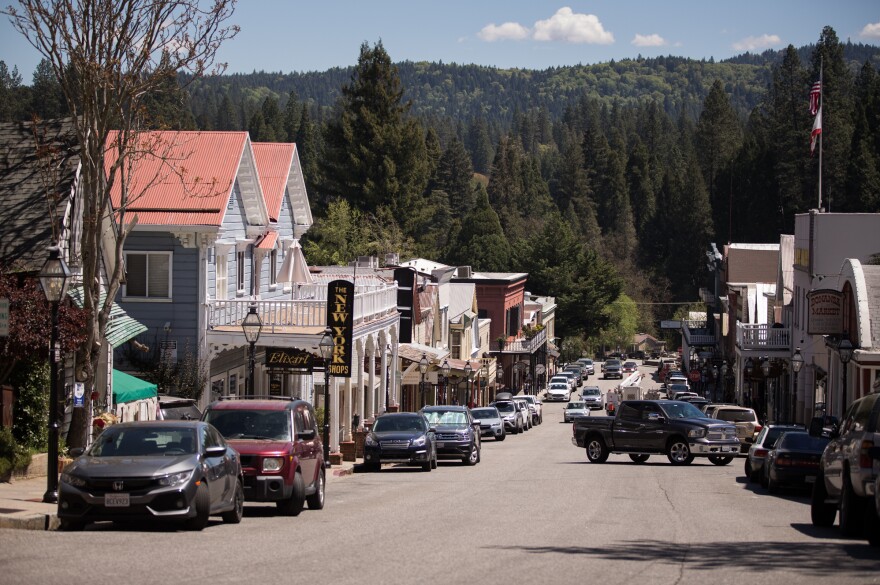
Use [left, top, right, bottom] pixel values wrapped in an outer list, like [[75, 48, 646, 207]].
[[760, 464, 769, 488], [221, 479, 244, 524], [463, 442, 480, 466], [421, 459, 432, 471], [277, 470, 306, 516], [865, 505, 880, 547], [744, 459, 753, 481], [185, 482, 211, 531], [585, 436, 609, 463], [708, 456, 734, 466], [516, 420, 522, 434], [629, 454, 649, 464], [306, 469, 325, 510], [666, 439, 694, 465], [840, 471, 866, 537], [364, 460, 381, 472], [431, 450, 438, 469], [496, 431, 506, 442], [767, 472, 779, 495], [59, 518, 86, 531], [810, 468, 837, 527]]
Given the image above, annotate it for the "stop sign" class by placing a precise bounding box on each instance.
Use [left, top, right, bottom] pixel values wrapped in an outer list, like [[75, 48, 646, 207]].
[[688, 370, 701, 382]]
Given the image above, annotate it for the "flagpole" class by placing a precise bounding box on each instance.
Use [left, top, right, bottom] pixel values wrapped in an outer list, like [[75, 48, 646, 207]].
[[818, 57, 823, 211]]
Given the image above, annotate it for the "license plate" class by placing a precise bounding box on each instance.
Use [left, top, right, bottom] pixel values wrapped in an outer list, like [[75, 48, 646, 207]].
[[436, 442, 445, 448], [105, 493, 130, 507], [723, 446, 738, 452], [805, 476, 816, 483]]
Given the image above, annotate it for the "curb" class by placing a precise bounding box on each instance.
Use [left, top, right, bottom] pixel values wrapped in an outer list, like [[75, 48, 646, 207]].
[[0, 513, 58, 531]]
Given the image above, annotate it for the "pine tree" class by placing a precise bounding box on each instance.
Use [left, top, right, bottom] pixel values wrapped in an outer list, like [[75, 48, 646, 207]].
[[466, 116, 494, 175], [29, 58, 66, 119], [696, 79, 743, 224], [432, 138, 475, 219], [282, 90, 300, 142], [446, 184, 510, 271]]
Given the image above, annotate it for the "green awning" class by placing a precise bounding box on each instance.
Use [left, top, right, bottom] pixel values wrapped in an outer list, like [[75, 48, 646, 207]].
[[112, 369, 157, 403], [68, 286, 148, 348]]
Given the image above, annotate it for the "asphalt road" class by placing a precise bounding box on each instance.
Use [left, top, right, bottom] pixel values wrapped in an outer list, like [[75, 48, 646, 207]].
[[2, 363, 878, 585]]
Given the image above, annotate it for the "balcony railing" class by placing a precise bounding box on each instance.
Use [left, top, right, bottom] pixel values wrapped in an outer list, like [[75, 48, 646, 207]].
[[208, 283, 398, 333], [736, 322, 791, 350], [502, 328, 547, 354], [682, 321, 716, 346]]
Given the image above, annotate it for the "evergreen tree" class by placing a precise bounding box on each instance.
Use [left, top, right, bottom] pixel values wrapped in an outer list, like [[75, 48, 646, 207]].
[[216, 94, 239, 130], [466, 116, 494, 175], [259, 96, 282, 141], [29, 58, 66, 119], [432, 138, 475, 219], [846, 61, 880, 211], [446, 184, 510, 271], [295, 104, 322, 200], [282, 90, 300, 142], [141, 52, 194, 129], [696, 79, 743, 230], [320, 40, 429, 222]]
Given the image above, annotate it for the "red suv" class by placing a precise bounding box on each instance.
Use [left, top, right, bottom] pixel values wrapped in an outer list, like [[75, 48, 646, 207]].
[[203, 398, 325, 516]]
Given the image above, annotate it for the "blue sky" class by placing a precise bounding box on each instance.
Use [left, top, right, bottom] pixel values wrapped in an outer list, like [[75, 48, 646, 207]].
[[2, 1, 879, 78]]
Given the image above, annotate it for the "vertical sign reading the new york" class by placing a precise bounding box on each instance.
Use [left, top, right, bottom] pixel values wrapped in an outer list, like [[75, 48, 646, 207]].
[[326, 280, 354, 377]]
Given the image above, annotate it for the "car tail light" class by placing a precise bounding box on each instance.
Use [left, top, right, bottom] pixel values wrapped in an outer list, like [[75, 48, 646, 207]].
[[775, 454, 792, 467], [754, 448, 768, 458], [753, 424, 763, 434], [859, 439, 875, 469]]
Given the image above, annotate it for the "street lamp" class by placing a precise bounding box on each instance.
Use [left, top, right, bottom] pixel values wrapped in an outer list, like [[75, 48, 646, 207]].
[[440, 359, 451, 405], [418, 353, 429, 409], [496, 365, 504, 394], [761, 357, 771, 422], [791, 347, 804, 424], [319, 326, 334, 468], [481, 362, 489, 406], [241, 304, 263, 396], [464, 362, 473, 408], [39, 245, 71, 504], [839, 336, 853, 414]]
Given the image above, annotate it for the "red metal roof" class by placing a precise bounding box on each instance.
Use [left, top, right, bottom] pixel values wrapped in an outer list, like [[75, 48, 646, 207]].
[[252, 142, 295, 222], [256, 230, 278, 250], [105, 131, 247, 227]]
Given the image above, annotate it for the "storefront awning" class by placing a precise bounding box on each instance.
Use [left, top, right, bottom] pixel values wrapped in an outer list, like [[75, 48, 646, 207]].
[[112, 369, 158, 403], [68, 286, 148, 348]]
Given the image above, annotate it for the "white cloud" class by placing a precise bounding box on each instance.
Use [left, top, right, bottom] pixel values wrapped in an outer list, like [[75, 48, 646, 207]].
[[861, 22, 880, 40], [532, 7, 614, 44], [478, 21, 530, 42], [632, 34, 666, 48], [732, 34, 782, 52]]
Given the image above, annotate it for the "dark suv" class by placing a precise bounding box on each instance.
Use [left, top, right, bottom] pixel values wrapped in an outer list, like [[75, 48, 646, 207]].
[[421, 405, 481, 465], [811, 393, 880, 537], [202, 398, 325, 516]]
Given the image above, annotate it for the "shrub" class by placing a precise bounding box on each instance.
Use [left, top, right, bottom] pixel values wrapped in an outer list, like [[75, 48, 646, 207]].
[[10, 357, 49, 450], [0, 427, 32, 479]]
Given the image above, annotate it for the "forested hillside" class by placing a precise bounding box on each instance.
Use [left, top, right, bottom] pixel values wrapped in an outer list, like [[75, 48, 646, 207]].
[[2, 28, 879, 348]]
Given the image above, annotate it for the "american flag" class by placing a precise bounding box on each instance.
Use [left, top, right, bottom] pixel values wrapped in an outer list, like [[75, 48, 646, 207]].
[[809, 81, 822, 116]]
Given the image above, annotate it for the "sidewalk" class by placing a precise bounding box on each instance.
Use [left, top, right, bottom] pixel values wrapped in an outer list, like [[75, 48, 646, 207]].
[[0, 453, 356, 531]]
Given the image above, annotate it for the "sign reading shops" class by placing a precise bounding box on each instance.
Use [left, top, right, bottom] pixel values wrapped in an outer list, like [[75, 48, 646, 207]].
[[807, 289, 844, 335], [327, 279, 354, 378], [264, 347, 320, 371]]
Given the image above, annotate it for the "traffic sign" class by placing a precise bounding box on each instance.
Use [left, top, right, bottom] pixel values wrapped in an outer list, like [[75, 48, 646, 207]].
[[660, 320, 681, 329], [688, 370, 701, 382]]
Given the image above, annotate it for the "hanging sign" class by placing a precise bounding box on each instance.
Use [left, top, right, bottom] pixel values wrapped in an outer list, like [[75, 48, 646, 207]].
[[0, 298, 8, 336], [327, 280, 354, 378], [807, 289, 844, 335], [265, 347, 320, 371]]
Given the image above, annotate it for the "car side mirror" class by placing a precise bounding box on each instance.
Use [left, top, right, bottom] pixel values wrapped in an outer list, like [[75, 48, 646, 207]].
[[808, 417, 824, 437], [298, 428, 316, 441], [472, 419, 481, 426], [647, 413, 664, 423], [205, 445, 227, 458], [429, 427, 437, 434], [70, 447, 85, 458]]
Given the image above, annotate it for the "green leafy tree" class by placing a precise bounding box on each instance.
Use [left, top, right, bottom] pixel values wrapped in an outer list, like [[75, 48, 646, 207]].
[[597, 293, 639, 352]]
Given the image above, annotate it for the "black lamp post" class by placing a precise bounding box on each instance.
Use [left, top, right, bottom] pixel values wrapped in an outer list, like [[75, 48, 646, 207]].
[[719, 363, 728, 403], [464, 362, 473, 408], [838, 336, 853, 414], [441, 359, 450, 405], [39, 245, 71, 504], [712, 366, 719, 401], [497, 365, 504, 393], [761, 356, 772, 422], [241, 304, 263, 397], [418, 353, 429, 409], [319, 326, 334, 468], [744, 358, 754, 407], [791, 347, 804, 424], [481, 362, 489, 406]]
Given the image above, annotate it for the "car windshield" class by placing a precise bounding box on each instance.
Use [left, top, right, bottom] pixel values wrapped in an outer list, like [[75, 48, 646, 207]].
[[549, 384, 568, 390], [778, 432, 829, 451], [422, 410, 468, 427], [90, 426, 198, 457], [373, 416, 426, 433], [763, 427, 800, 448], [583, 388, 600, 396], [494, 402, 516, 414], [205, 409, 291, 440], [660, 402, 709, 419], [471, 408, 498, 420], [567, 402, 586, 409], [716, 409, 756, 422]]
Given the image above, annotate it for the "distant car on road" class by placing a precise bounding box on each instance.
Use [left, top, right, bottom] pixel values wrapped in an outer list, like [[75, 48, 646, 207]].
[[363, 412, 437, 472], [577, 358, 595, 375], [58, 420, 244, 531], [762, 431, 829, 493], [471, 406, 505, 441], [421, 405, 481, 465], [622, 361, 638, 374], [745, 424, 804, 482], [603, 360, 623, 380], [492, 399, 525, 434], [546, 380, 571, 402], [564, 402, 591, 423], [580, 386, 604, 410], [157, 394, 202, 421]]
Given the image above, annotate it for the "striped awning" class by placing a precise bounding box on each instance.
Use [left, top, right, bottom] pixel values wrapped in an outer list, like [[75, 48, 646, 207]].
[[68, 286, 148, 348]]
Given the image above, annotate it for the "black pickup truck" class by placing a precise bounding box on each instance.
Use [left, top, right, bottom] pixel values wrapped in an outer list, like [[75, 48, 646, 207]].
[[571, 400, 741, 465]]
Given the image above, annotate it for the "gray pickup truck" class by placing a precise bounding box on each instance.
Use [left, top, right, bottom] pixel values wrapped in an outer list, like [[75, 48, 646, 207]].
[[571, 400, 741, 465]]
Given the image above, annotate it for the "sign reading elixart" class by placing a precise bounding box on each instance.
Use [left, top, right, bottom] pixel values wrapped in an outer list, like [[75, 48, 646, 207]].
[[264, 347, 320, 371], [327, 280, 354, 378], [807, 289, 844, 335]]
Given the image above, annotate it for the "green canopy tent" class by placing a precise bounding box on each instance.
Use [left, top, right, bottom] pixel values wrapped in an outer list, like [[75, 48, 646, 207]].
[[112, 369, 157, 404]]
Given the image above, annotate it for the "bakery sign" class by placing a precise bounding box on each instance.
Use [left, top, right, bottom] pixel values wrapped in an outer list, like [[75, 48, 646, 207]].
[[807, 289, 844, 335]]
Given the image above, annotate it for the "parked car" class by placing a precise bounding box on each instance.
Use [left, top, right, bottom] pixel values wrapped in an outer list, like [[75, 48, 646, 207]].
[[811, 393, 880, 537], [564, 401, 591, 423], [557, 370, 578, 390], [671, 391, 699, 401], [666, 384, 691, 399], [577, 358, 595, 376], [471, 406, 505, 441], [622, 361, 638, 374], [491, 399, 524, 434], [680, 396, 710, 411], [580, 386, 604, 410], [516, 394, 543, 424], [711, 406, 762, 453], [703, 403, 738, 418], [58, 420, 244, 531], [563, 365, 584, 386], [363, 412, 437, 472], [513, 398, 532, 430], [744, 424, 804, 482], [761, 431, 829, 493], [202, 398, 325, 515], [157, 394, 202, 421], [546, 380, 571, 402], [421, 406, 481, 465], [665, 374, 689, 391]]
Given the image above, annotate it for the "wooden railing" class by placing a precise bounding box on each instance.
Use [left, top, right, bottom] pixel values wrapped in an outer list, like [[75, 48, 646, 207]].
[[736, 322, 791, 350], [208, 284, 398, 332], [502, 328, 547, 354]]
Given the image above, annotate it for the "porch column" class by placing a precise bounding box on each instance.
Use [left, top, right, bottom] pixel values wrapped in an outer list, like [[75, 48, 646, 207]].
[[366, 346, 376, 421], [343, 375, 353, 439], [330, 377, 340, 453], [356, 343, 365, 427], [380, 344, 389, 413]]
